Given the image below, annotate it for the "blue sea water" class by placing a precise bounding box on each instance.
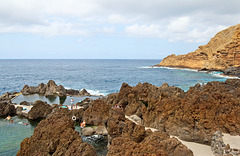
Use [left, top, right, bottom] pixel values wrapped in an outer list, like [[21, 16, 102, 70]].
[[0, 59, 233, 155]]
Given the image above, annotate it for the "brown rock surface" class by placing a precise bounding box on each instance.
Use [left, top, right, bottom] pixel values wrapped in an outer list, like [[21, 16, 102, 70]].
[[21, 80, 90, 97], [107, 80, 240, 145], [28, 100, 53, 120], [106, 109, 193, 156], [83, 99, 111, 125], [17, 113, 97, 156], [0, 102, 16, 116], [157, 23, 240, 70]]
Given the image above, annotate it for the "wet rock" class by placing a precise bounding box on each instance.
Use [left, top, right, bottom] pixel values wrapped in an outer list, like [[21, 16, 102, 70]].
[[28, 100, 53, 120], [17, 113, 97, 156], [0, 102, 16, 116]]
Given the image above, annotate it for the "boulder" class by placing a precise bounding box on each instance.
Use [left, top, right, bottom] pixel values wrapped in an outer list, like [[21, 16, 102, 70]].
[[95, 126, 108, 136], [17, 113, 97, 156], [0, 102, 16, 116], [82, 126, 108, 136], [28, 100, 53, 120], [20, 101, 31, 106], [82, 127, 95, 136]]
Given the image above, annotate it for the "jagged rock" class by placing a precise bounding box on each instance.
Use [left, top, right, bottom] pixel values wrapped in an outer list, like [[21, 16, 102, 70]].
[[106, 108, 193, 156], [79, 89, 90, 96], [0, 92, 16, 102], [28, 100, 53, 120], [157, 23, 240, 71], [21, 80, 90, 97], [21, 85, 38, 95], [83, 99, 111, 126], [76, 98, 93, 111], [17, 113, 97, 156], [0, 102, 16, 116], [223, 67, 240, 77], [106, 80, 240, 145]]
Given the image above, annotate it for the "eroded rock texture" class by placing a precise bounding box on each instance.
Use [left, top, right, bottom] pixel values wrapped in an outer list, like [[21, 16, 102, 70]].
[[17, 113, 97, 156], [158, 24, 240, 71]]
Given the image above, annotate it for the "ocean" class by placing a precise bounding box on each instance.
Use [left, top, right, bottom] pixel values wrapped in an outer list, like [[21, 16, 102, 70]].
[[0, 59, 233, 155]]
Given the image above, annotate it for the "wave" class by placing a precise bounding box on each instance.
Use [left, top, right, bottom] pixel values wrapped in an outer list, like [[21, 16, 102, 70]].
[[140, 66, 200, 72], [210, 72, 240, 79], [86, 89, 108, 96]]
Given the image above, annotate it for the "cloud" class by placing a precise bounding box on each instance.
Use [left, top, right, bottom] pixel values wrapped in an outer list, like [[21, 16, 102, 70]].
[[0, 0, 239, 42]]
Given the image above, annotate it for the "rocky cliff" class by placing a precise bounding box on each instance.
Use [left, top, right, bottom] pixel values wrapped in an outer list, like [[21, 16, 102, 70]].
[[157, 23, 240, 70]]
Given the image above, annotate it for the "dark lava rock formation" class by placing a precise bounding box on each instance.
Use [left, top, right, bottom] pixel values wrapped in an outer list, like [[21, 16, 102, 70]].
[[17, 113, 97, 156], [28, 100, 53, 120], [21, 80, 90, 97], [106, 108, 193, 156], [0, 101, 16, 117], [107, 79, 240, 145]]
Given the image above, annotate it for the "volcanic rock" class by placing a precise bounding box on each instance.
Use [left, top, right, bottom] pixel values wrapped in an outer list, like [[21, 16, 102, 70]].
[[17, 113, 97, 156], [81, 126, 108, 136], [0, 92, 17, 102], [0, 102, 16, 117], [83, 99, 111, 126], [28, 100, 53, 120], [223, 67, 240, 77], [107, 80, 240, 145], [106, 108, 193, 156], [21, 80, 90, 97], [157, 23, 240, 71], [19, 101, 31, 106]]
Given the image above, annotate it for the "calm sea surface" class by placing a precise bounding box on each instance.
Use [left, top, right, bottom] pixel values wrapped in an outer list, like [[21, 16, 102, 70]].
[[0, 59, 232, 155]]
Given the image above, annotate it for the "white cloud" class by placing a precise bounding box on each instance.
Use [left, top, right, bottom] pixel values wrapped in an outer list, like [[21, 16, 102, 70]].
[[125, 24, 161, 38], [0, 0, 239, 42]]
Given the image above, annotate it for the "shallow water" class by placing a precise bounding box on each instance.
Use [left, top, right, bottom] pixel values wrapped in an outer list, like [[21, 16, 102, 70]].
[[0, 116, 37, 155], [12, 94, 100, 105]]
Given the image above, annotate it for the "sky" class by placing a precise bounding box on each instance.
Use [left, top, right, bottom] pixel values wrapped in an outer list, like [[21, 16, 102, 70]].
[[0, 0, 240, 59]]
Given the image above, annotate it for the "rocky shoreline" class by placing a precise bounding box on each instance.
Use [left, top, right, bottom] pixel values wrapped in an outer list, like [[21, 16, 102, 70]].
[[156, 23, 240, 78], [1, 79, 240, 155]]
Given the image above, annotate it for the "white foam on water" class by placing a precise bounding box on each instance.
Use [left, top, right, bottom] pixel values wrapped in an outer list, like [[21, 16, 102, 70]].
[[86, 89, 108, 96], [210, 72, 240, 79], [139, 66, 160, 69], [140, 66, 200, 72]]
